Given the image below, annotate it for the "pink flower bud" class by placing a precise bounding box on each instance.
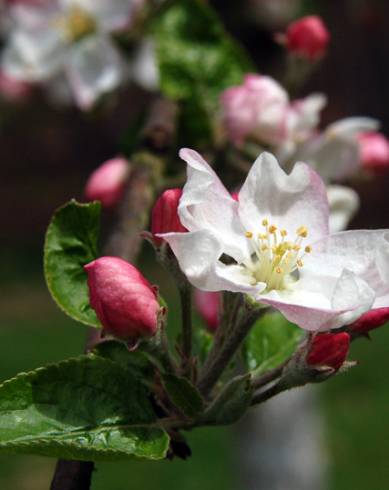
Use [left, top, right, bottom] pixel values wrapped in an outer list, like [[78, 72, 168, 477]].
[[306, 332, 350, 372], [0, 71, 32, 102], [85, 157, 129, 208], [348, 307, 389, 335], [285, 16, 330, 60], [151, 188, 187, 245], [220, 74, 288, 146], [84, 257, 159, 340], [358, 132, 389, 175], [194, 290, 221, 332]]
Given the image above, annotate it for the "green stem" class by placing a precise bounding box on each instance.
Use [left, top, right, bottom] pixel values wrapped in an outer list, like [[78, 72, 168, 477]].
[[179, 284, 193, 377], [197, 306, 265, 397]]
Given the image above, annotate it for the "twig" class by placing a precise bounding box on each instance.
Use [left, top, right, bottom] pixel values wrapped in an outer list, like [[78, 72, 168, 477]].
[[251, 381, 286, 406], [50, 461, 94, 490]]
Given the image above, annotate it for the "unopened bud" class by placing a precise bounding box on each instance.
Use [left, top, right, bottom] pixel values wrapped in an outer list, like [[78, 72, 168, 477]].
[[84, 257, 159, 341], [358, 132, 389, 175], [0, 71, 32, 102], [85, 157, 129, 208], [348, 307, 389, 335], [306, 332, 350, 372], [285, 16, 330, 60], [194, 290, 221, 332], [151, 188, 186, 246]]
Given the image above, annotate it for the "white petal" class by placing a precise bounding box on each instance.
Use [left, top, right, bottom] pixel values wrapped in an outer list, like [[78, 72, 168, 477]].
[[65, 35, 123, 110], [306, 230, 389, 308], [238, 152, 329, 243], [301, 117, 380, 182], [257, 268, 374, 331], [178, 148, 251, 262], [161, 230, 265, 294], [327, 185, 359, 232], [131, 39, 159, 92], [2, 28, 65, 81]]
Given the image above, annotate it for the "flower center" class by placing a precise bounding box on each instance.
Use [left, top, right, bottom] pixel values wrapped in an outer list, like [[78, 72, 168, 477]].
[[242, 219, 312, 292], [62, 6, 97, 42]]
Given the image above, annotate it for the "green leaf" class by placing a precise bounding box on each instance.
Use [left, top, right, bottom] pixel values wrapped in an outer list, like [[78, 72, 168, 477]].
[[0, 356, 169, 461], [94, 340, 155, 386], [200, 374, 252, 426], [44, 199, 101, 327], [244, 313, 304, 376], [161, 374, 204, 419], [152, 0, 254, 145]]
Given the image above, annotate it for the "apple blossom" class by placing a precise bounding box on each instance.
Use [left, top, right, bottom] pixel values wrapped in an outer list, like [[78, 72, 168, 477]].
[[220, 73, 326, 156], [194, 289, 220, 332], [85, 156, 129, 208], [151, 188, 187, 246], [298, 117, 379, 181], [85, 256, 159, 340], [160, 149, 389, 331], [285, 16, 330, 60], [1, 0, 142, 109], [358, 132, 389, 175], [306, 332, 350, 371]]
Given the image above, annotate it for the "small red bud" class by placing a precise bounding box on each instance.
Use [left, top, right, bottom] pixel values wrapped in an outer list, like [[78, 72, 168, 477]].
[[358, 132, 389, 175], [306, 332, 350, 372], [194, 290, 221, 332], [84, 257, 159, 341], [0, 71, 32, 102], [151, 188, 187, 245], [348, 308, 389, 335], [85, 157, 129, 208], [285, 16, 330, 61]]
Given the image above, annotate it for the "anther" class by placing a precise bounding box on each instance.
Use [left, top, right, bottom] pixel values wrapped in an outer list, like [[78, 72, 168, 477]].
[[297, 226, 308, 238], [280, 229, 288, 237], [297, 259, 304, 267], [262, 219, 269, 226], [269, 225, 277, 234], [304, 245, 312, 253], [275, 267, 283, 274], [245, 231, 253, 238]]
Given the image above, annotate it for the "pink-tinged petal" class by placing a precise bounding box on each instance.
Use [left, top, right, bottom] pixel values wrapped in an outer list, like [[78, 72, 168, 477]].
[[326, 185, 359, 232], [178, 148, 251, 262], [257, 269, 374, 331], [238, 152, 329, 243], [161, 230, 265, 294], [65, 35, 123, 110]]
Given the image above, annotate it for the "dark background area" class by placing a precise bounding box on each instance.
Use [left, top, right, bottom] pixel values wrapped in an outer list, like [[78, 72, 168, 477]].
[[1, 0, 389, 488]]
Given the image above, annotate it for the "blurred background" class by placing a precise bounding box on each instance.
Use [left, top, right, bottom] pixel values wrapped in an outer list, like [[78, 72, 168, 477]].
[[1, 0, 389, 488]]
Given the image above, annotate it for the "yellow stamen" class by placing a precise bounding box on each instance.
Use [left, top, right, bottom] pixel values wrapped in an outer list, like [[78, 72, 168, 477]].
[[280, 229, 288, 237], [304, 245, 312, 253], [245, 231, 253, 239], [297, 226, 308, 238], [275, 267, 283, 274], [262, 219, 269, 226], [269, 225, 277, 234], [297, 259, 304, 267]]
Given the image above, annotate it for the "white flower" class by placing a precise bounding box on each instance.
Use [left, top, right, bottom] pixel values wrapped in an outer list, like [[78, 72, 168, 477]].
[[1, 0, 141, 109], [297, 117, 379, 182], [161, 149, 389, 331]]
